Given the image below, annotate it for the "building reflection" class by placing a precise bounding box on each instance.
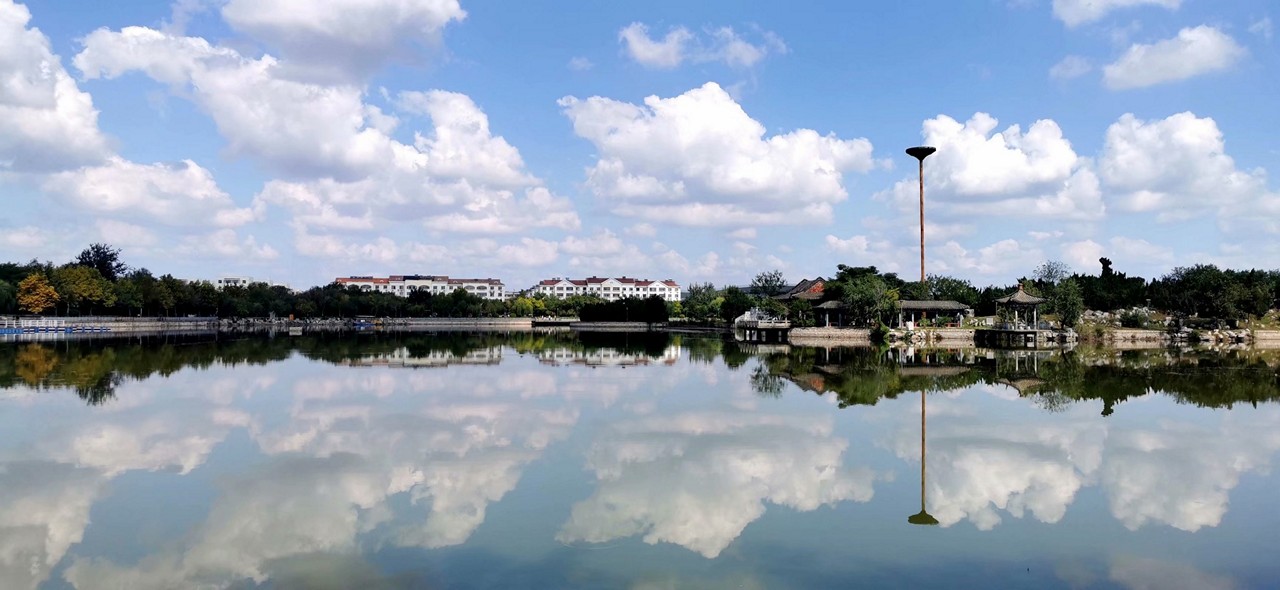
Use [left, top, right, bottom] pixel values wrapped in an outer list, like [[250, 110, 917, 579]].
[[341, 346, 503, 368], [536, 346, 680, 367]]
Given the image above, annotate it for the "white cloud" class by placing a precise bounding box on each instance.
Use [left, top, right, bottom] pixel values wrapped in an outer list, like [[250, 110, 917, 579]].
[[561, 82, 877, 227], [96, 219, 157, 247], [220, 0, 466, 83], [1049, 55, 1092, 80], [496, 237, 559, 267], [618, 23, 692, 69], [1100, 112, 1276, 222], [1103, 26, 1246, 90], [0, 225, 50, 249], [178, 229, 280, 261], [568, 56, 593, 71], [561, 230, 624, 257], [75, 27, 403, 180], [1062, 237, 1174, 273], [1052, 0, 1180, 28], [727, 227, 757, 240], [618, 23, 786, 70], [42, 156, 260, 227], [75, 29, 580, 241], [625, 222, 657, 237], [0, 0, 110, 172], [1250, 17, 1273, 41], [881, 113, 1103, 221], [557, 411, 877, 558], [1062, 239, 1105, 270]]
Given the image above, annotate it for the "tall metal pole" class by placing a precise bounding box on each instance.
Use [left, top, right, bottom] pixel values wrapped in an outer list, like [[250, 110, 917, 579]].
[[906, 147, 936, 286]]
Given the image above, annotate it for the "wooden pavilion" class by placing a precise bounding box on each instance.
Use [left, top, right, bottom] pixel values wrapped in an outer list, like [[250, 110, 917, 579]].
[[994, 284, 1047, 329]]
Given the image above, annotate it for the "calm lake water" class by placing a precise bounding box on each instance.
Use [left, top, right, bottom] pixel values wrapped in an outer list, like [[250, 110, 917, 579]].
[[2, 331, 1279, 589]]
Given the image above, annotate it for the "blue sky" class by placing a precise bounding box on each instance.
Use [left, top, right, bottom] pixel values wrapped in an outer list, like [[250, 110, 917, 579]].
[[1, 0, 1277, 290]]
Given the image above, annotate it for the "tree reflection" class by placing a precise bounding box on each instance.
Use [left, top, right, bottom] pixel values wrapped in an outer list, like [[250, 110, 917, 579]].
[[751, 346, 1280, 414]]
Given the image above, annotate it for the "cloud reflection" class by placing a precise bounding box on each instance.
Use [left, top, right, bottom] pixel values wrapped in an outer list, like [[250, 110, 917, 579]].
[[558, 411, 878, 557]]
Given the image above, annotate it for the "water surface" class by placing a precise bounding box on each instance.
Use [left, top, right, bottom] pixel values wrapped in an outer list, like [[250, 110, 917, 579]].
[[2, 332, 1278, 589]]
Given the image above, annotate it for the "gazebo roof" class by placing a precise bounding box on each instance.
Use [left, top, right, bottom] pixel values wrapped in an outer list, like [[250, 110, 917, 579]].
[[898, 300, 971, 312], [995, 284, 1047, 306], [814, 300, 845, 310], [996, 377, 1049, 395]]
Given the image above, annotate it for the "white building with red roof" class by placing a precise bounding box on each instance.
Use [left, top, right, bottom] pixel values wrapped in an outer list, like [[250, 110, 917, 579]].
[[334, 274, 505, 300], [534, 276, 681, 302]]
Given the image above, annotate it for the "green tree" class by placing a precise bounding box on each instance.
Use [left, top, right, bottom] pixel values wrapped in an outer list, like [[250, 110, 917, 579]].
[[1055, 278, 1083, 328], [683, 282, 718, 323], [53, 265, 115, 314], [0, 279, 15, 313], [840, 275, 897, 326], [719, 286, 754, 323], [926, 274, 980, 307], [113, 278, 143, 316], [17, 273, 59, 315], [74, 243, 128, 281], [750, 269, 787, 297]]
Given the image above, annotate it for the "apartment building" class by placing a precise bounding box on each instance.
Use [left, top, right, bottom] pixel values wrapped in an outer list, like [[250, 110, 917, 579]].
[[215, 276, 254, 290], [534, 276, 681, 302], [334, 275, 506, 300]]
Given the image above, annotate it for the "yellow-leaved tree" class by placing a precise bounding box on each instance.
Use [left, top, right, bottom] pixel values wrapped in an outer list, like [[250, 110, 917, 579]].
[[17, 274, 60, 315]]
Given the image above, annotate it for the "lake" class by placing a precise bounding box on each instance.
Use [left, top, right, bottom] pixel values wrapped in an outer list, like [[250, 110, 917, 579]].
[[2, 331, 1278, 589]]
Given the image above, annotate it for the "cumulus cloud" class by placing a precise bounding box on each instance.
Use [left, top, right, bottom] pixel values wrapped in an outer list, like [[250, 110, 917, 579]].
[[1049, 55, 1092, 80], [1100, 112, 1276, 222], [0, 0, 109, 171], [561, 82, 877, 226], [881, 113, 1103, 222], [75, 28, 580, 243], [177, 229, 280, 261], [75, 26, 404, 180], [1052, 0, 1180, 28], [1063, 237, 1174, 271], [42, 156, 261, 227], [1103, 26, 1246, 90], [220, 0, 466, 83], [619, 23, 785, 69], [557, 411, 878, 557]]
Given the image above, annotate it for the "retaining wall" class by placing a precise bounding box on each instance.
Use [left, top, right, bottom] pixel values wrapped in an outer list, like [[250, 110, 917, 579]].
[[789, 327, 872, 344]]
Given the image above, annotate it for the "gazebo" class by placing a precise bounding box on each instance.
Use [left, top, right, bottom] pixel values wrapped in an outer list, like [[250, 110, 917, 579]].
[[994, 284, 1047, 329]]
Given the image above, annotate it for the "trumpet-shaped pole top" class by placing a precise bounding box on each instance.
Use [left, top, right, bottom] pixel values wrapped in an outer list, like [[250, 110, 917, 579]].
[[906, 146, 937, 161]]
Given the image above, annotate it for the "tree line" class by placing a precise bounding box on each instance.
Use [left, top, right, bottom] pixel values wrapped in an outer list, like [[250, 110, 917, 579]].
[[2, 244, 1276, 323]]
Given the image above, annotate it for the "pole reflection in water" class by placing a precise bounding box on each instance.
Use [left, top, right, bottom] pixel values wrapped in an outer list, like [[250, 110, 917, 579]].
[[908, 389, 939, 526]]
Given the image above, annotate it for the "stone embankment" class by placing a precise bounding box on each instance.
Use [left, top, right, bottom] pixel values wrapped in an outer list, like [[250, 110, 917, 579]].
[[1096, 328, 1280, 347], [789, 327, 872, 345], [571, 322, 664, 332], [891, 328, 976, 346]]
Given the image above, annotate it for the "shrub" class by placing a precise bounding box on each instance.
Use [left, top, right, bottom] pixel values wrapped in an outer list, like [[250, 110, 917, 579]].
[[1119, 310, 1146, 329]]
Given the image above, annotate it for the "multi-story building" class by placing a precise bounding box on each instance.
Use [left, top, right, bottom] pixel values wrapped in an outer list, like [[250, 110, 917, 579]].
[[334, 275, 506, 300], [534, 276, 681, 302], [215, 276, 254, 290]]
